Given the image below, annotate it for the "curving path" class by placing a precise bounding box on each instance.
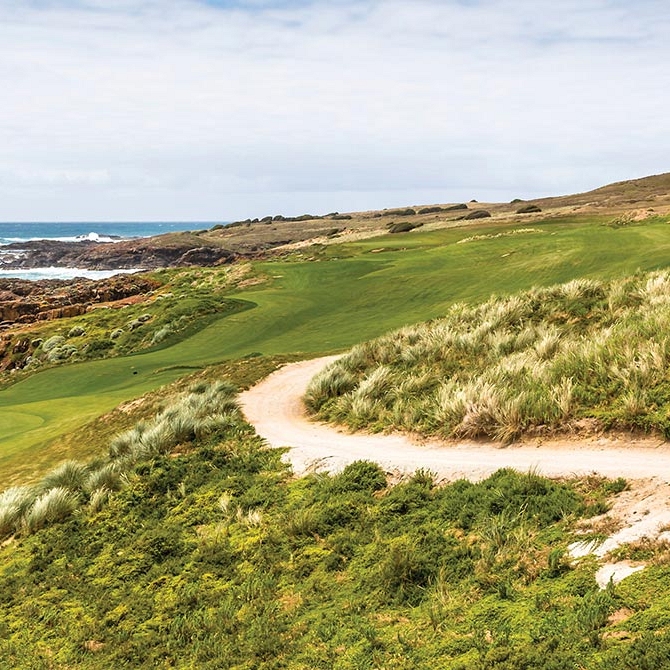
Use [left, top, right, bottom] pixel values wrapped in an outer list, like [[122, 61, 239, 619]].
[[240, 356, 670, 482], [240, 356, 670, 582]]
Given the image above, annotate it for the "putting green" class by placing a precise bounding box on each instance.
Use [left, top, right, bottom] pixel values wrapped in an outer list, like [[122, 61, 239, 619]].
[[2, 216, 670, 484]]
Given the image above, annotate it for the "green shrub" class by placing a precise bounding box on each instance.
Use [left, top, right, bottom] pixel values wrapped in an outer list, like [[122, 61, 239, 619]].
[[330, 461, 387, 494], [388, 221, 422, 233]]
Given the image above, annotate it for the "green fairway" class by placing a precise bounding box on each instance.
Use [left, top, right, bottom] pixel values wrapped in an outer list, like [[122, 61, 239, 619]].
[[2, 215, 670, 484]]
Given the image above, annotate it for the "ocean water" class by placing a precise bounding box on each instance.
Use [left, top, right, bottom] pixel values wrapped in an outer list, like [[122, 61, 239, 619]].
[[0, 221, 220, 280]]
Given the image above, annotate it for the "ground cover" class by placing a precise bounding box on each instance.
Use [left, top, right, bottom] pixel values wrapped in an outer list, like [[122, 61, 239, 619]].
[[1, 214, 670, 485], [1, 380, 669, 669]]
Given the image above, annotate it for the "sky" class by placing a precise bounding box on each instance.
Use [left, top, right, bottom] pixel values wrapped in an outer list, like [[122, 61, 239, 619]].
[[0, 0, 668, 221]]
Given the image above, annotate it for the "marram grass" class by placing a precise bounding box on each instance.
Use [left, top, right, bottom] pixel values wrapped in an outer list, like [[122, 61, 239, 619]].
[[306, 271, 670, 441], [0, 380, 241, 540]]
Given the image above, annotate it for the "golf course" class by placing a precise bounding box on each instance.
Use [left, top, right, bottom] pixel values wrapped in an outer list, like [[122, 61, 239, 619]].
[[3, 213, 670, 484]]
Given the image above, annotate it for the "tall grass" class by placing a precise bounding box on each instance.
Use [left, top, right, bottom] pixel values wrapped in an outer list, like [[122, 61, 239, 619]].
[[306, 270, 670, 440], [0, 380, 242, 539]]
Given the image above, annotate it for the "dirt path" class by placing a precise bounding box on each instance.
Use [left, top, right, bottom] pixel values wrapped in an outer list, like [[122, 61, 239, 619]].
[[240, 356, 670, 581], [240, 356, 670, 482]]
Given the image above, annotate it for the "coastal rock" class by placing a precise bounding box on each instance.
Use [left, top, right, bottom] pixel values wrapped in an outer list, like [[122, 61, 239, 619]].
[[0, 237, 236, 271], [0, 275, 161, 371]]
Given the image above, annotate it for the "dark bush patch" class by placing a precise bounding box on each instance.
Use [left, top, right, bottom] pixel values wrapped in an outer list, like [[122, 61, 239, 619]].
[[387, 208, 417, 217], [516, 204, 542, 214], [389, 222, 423, 233], [464, 210, 492, 220]]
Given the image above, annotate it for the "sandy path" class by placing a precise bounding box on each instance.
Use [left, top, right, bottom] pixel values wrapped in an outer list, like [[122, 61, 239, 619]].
[[240, 356, 670, 580], [240, 356, 670, 482]]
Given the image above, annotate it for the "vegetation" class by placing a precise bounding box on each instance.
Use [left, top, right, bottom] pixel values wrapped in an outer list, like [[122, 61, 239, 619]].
[[0, 265, 259, 382], [3, 213, 670, 485], [2, 188, 670, 667], [2, 376, 670, 668], [306, 271, 670, 441], [0, 380, 239, 539]]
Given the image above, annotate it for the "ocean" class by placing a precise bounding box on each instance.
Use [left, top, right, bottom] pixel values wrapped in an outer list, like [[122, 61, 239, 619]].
[[0, 221, 219, 281]]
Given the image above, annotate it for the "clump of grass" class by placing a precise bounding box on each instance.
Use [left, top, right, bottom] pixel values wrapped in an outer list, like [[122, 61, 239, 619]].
[[0, 380, 243, 540], [306, 270, 670, 440]]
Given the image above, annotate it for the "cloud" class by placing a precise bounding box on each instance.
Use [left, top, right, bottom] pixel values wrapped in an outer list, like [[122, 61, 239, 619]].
[[0, 0, 669, 219]]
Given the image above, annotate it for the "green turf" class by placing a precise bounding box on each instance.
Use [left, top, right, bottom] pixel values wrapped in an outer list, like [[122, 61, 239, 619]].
[[2, 215, 670, 484]]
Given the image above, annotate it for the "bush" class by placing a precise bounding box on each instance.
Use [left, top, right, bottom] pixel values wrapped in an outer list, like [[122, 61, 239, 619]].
[[330, 461, 387, 494], [464, 209, 492, 220], [516, 204, 542, 214], [387, 208, 417, 217], [42, 335, 65, 352], [389, 222, 422, 234]]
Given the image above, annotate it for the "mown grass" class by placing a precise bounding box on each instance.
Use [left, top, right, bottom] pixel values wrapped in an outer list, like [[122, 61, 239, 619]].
[[1, 389, 669, 669], [306, 270, 670, 440], [2, 213, 670, 485]]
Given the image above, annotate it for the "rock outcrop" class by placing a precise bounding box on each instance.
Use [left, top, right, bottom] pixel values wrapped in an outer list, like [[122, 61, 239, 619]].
[[0, 275, 160, 327]]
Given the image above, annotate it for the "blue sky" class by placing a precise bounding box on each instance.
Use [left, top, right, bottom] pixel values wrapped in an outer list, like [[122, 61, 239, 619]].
[[1, 0, 668, 221]]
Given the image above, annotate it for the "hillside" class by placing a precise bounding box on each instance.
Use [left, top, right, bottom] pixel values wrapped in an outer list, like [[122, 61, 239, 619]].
[[3, 173, 670, 271], [3, 367, 670, 669]]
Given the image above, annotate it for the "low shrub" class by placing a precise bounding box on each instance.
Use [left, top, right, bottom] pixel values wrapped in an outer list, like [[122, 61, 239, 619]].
[[389, 222, 422, 234], [464, 209, 492, 220], [516, 204, 542, 214], [387, 208, 417, 217]]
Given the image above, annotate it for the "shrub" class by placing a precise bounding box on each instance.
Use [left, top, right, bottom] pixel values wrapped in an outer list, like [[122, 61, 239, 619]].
[[464, 210, 492, 220], [516, 204, 542, 214], [330, 461, 387, 494], [388, 222, 422, 234], [42, 335, 65, 352], [46, 344, 78, 362], [386, 208, 417, 217]]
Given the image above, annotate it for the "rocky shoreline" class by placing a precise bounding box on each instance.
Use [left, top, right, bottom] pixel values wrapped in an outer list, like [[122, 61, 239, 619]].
[[0, 237, 237, 271]]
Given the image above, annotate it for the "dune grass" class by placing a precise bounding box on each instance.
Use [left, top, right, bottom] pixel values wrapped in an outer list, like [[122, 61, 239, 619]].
[[2, 213, 670, 484], [306, 270, 670, 441]]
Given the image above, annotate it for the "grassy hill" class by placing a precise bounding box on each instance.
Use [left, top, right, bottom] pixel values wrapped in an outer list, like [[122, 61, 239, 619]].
[[305, 270, 670, 441]]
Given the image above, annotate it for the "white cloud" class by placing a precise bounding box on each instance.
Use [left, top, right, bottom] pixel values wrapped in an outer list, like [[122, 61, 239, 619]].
[[0, 0, 669, 220]]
